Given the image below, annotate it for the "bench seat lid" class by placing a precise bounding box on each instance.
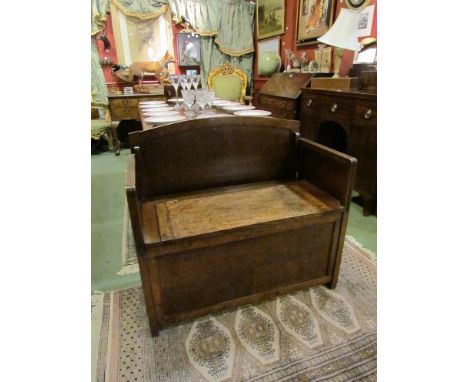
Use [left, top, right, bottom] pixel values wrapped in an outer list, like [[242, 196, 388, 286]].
[[143, 180, 343, 246]]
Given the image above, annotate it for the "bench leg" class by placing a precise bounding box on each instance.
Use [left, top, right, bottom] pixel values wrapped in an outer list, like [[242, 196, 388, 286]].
[[328, 278, 338, 289], [149, 321, 160, 337]]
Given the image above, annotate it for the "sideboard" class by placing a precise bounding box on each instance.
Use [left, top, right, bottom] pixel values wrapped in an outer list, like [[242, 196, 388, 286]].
[[299, 87, 377, 215], [108, 93, 166, 155]]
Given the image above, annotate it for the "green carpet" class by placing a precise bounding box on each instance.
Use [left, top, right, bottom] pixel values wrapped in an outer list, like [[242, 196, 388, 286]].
[[91, 149, 377, 293]]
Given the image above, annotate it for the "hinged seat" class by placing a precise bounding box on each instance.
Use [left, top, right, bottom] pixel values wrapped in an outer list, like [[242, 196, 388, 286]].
[[126, 116, 356, 335]]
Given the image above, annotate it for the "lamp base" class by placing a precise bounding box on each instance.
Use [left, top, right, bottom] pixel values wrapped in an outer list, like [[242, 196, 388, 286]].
[[310, 77, 359, 89]]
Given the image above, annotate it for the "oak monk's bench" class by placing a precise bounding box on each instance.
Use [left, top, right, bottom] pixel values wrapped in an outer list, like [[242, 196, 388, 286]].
[[125, 116, 357, 336]]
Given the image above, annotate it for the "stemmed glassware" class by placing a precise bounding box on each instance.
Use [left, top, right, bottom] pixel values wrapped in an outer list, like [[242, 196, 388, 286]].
[[196, 89, 207, 113], [192, 74, 201, 90], [169, 74, 180, 109], [179, 75, 187, 91], [182, 89, 196, 117], [181, 75, 193, 92], [206, 90, 216, 113], [186, 75, 193, 91]]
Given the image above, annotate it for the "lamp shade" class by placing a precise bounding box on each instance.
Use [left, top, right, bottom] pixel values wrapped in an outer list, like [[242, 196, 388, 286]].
[[317, 8, 361, 52]]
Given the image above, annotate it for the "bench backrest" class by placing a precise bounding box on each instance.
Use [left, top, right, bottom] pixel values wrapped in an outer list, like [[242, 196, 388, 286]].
[[132, 116, 299, 199]]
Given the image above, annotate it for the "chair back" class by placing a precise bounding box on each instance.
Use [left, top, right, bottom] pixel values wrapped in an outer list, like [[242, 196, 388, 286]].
[[208, 63, 247, 102], [132, 116, 299, 200]]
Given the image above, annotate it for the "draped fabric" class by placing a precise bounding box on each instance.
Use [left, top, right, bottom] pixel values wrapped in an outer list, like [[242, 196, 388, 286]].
[[168, 0, 255, 93], [111, 0, 168, 20], [92, 0, 111, 36], [91, 0, 110, 106], [168, 0, 219, 35], [214, 1, 255, 57]]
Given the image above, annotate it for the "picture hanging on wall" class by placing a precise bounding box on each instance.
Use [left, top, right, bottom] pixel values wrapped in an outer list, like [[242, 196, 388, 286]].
[[256, 0, 285, 40], [110, 4, 174, 65], [177, 32, 201, 67], [357, 4, 375, 37], [295, 0, 336, 46]]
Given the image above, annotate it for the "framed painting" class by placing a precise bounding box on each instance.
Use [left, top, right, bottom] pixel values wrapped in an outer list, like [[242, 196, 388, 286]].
[[296, 0, 336, 46], [110, 4, 174, 65], [256, 0, 285, 40], [177, 32, 201, 67], [357, 5, 375, 37]]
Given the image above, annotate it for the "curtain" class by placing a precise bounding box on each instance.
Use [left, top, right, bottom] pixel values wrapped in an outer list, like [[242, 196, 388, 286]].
[[91, 39, 110, 107], [168, 0, 255, 93], [168, 0, 219, 35], [92, 0, 111, 36], [111, 0, 168, 20], [91, 0, 110, 107]]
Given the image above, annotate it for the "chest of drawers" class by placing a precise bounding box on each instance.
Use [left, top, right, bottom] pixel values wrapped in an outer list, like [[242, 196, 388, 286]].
[[108, 93, 166, 155], [300, 87, 377, 215]]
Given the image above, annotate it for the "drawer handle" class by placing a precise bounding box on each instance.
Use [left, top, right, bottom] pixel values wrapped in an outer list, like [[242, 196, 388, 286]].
[[331, 103, 338, 112], [307, 99, 312, 107], [123, 99, 129, 105], [364, 109, 373, 120]]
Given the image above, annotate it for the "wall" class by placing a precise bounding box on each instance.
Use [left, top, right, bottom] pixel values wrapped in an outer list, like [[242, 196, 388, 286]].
[[95, 12, 195, 89], [253, 0, 377, 94], [95, 1, 377, 91]]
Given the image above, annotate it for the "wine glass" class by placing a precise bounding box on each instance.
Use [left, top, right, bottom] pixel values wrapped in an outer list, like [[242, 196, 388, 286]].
[[169, 74, 180, 109], [179, 75, 187, 91], [182, 89, 196, 117], [192, 74, 201, 90], [196, 89, 207, 113], [185, 75, 193, 91], [206, 90, 216, 113]]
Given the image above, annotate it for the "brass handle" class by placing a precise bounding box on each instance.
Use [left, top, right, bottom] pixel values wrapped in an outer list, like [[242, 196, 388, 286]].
[[331, 103, 338, 112], [307, 99, 312, 107], [123, 99, 129, 105], [364, 109, 373, 120]]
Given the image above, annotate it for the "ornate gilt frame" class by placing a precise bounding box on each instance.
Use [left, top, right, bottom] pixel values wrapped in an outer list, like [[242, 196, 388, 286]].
[[295, 0, 336, 46], [207, 63, 248, 102]]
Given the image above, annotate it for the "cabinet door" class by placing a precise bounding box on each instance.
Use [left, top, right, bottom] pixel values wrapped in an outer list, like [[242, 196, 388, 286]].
[[348, 102, 377, 199], [300, 93, 320, 139]]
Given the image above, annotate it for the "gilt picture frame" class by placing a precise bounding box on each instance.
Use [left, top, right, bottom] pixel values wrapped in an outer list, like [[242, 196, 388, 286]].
[[110, 3, 174, 65], [296, 0, 336, 46], [256, 0, 285, 40]]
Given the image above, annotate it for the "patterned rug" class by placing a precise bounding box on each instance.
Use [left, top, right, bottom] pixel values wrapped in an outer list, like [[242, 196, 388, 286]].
[[94, 239, 376, 382]]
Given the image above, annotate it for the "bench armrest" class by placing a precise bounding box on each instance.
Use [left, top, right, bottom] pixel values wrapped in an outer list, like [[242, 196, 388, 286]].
[[297, 138, 357, 209], [125, 155, 145, 252]]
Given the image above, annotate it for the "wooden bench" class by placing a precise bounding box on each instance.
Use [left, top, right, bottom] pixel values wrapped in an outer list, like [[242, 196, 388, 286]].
[[126, 116, 357, 336]]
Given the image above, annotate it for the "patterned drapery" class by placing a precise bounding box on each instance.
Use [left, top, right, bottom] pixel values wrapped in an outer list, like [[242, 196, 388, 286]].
[[111, 0, 168, 20], [168, 0, 255, 92], [91, 0, 110, 106]]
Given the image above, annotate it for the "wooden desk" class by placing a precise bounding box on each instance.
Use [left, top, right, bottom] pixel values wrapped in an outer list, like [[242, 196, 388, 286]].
[[108, 93, 166, 155], [256, 73, 313, 120], [300, 87, 377, 215]]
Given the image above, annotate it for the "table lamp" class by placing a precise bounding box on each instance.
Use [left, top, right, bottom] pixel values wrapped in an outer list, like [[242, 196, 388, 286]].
[[317, 8, 361, 79]]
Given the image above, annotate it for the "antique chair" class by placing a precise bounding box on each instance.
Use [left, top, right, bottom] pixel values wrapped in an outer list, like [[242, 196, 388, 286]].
[[207, 62, 250, 103]]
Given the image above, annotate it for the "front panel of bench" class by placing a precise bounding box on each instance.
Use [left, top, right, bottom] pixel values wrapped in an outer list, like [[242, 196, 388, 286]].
[[146, 219, 341, 325]]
